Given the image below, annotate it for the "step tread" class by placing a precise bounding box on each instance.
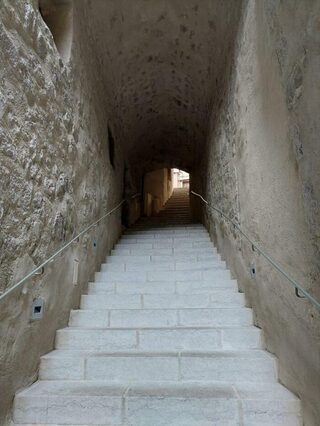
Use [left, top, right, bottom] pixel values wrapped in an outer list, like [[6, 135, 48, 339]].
[[15, 380, 299, 401], [42, 349, 273, 359]]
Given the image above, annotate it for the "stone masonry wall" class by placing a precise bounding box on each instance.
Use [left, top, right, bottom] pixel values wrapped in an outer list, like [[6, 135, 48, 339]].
[[0, 1, 124, 423]]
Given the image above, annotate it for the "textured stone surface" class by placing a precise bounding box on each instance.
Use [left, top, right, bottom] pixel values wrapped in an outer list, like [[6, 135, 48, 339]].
[[195, 1, 320, 424], [0, 1, 123, 423], [1, 0, 319, 424]]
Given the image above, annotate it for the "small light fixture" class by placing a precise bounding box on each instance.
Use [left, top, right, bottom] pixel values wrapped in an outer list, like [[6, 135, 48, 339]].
[[31, 298, 44, 320], [250, 262, 256, 278]]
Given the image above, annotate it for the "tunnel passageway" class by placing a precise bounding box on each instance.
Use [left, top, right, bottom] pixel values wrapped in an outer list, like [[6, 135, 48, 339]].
[[1, 1, 320, 425]]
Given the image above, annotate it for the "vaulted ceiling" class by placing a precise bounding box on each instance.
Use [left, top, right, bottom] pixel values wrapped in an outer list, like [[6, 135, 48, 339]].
[[79, 0, 242, 174]]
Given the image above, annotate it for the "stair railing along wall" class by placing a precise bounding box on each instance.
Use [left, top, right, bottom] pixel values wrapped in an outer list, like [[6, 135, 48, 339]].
[[191, 191, 320, 311], [0, 194, 141, 305], [8, 189, 302, 425]]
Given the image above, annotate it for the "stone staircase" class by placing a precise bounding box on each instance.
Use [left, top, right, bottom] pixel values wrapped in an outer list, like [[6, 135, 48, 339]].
[[12, 190, 302, 425]]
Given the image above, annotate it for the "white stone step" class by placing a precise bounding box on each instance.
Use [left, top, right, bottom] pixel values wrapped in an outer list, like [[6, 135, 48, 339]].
[[88, 279, 238, 295], [111, 247, 216, 256], [94, 269, 230, 283], [39, 350, 276, 382], [175, 260, 225, 270], [125, 230, 208, 238], [122, 232, 209, 240], [128, 225, 204, 232], [115, 241, 213, 249], [55, 326, 262, 351], [81, 292, 245, 309], [69, 307, 253, 328], [100, 260, 226, 272], [107, 253, 220, 264], [120, 235, 211, 242], [175, 280, 238, 293], [13, 381, 301, 425]]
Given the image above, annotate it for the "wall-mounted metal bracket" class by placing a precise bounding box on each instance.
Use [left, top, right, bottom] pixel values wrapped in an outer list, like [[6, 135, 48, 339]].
[[73, 259, 79, 286], [34, 266, 44, 275], [295, 287, 306, 299]]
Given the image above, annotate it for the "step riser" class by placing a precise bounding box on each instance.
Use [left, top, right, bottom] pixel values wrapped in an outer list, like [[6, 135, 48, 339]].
[[125, 230, 207, 236], [107, 254, 220, 264], [120, 236, 210, 242], [81, 293, 245, 309], [111, 248, 216, 256], [122, 234, 209, 240], [55, 328, 262, 351], [39, 356, 276, 382], [95, 270, 230, 283], [88, 280, 238, 295], [14, 395, 300, 425], [69, 308, 253, 328], [101, 261, 226, 272], [115, 241, 213, 249]]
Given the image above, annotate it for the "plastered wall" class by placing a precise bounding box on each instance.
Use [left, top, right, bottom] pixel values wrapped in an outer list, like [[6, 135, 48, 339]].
[[195, 2, 320, 424], [144, 168, 173, 215], [1, 0, 319, 424]]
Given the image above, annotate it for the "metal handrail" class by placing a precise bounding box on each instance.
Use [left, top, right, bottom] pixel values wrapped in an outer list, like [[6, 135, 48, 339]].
[[191, 190, 320, 311], [0, 194, 141, 303]]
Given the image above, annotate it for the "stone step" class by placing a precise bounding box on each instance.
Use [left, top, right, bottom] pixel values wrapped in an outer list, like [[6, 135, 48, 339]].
[[81, 292, 245, 309], [122, 232, 209, 239], [55, 326, 262, 351], [128, 223, 204, 227], [107, 253, 220, 264], [88, 279, 238, 295], [115, 241, 213, 249], [118, 235, 212, 243], [13, 381, 301, 425], [156, 214, 191, 218], [69, 307, 253, 328], [111, 247, 216, 256], [39, 350, 276, 382], [101, 259, 226, 272], [94, 269, 230, 283], [125, 229, 207, 236]]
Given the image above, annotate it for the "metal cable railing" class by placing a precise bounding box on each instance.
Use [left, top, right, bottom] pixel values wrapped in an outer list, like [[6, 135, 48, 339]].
[[191, 190, 320, 311], [0, 194, 141, 303]]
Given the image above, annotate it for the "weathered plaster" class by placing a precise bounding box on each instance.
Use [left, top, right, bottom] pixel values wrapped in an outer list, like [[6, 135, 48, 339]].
[[1, 0, 319, 424], [197, 2, 320, 424]]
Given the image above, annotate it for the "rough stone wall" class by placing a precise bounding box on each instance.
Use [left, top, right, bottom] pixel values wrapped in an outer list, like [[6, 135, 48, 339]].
[[200, 1, 320, 424], [0, 1, 124, 423]]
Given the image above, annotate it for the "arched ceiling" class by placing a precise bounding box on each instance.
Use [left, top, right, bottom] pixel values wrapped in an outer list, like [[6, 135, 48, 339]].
[[81, 0, 242, 173]]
